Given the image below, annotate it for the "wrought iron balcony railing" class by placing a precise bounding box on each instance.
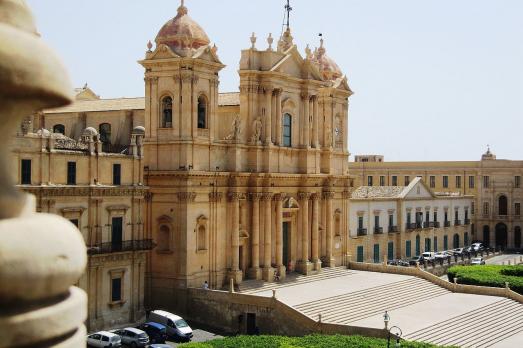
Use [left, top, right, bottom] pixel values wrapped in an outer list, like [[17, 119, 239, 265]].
[[374, 227, 384, 234], [388, 226, 399, 233], [444, 221, 451, 227], [464, 219, 471, 225], [87, 239, 154, 255], [454, 220, 462, 226], [357, 228, 367, 236]]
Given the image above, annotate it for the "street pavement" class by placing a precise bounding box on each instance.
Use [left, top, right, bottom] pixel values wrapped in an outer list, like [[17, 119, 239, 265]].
[[485, 253, 522, 265], [165, 328, 223, 347]]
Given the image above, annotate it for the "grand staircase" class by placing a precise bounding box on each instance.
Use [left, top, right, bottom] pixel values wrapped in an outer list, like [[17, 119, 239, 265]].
[[404, 298, 523, 348], [294, 277, 449, 324], [239, 267, 357, 294]]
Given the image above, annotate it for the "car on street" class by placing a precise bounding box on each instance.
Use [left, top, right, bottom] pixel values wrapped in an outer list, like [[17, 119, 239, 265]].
[[470, 243, 485, 252], [111, 328, 149, 347], [397, 259, 410, 267], [409, 255, 424, 265], [471, 257, 486, 265], [451, 248, 464, 256], [139, 322, 168, 344], [422, 252, 435, 261], [87, 331, 122, 347], [148, 310, 193, 341], [434, 251, 451, 261]]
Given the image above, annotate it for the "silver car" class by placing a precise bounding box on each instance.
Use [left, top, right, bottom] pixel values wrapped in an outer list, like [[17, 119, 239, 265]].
[[112, 328, 149, 347], [87, 331, 122, 347]]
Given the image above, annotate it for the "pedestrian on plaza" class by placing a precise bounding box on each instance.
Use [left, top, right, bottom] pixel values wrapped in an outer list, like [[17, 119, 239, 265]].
[[203, 281, 209, 290]]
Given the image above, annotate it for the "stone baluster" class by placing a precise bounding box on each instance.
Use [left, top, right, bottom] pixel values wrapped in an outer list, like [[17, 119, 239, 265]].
[[0, 1, 87, 346]]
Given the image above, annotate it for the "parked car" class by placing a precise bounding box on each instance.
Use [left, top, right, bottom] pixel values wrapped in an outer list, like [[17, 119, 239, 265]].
[[421, 252, 435, 261], [470, 243, 485, 252], [409, 255, 424, 265], [397, 259, 411, 267], [434, 251, 451, 261], [111, 328, 149, 347], [451, 248, 464, 256], [471, 257, 486, 265], [148, 310, 193, 341], [387, 259, 399, 266], [87, 331, 122, 347], [139, 322, 168, 344]]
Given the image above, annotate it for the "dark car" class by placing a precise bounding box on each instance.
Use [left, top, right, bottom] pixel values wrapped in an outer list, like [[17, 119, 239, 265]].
[[397, 259, 410, 267], [139, 322, 168, 344], [408, 255, 424, 265]]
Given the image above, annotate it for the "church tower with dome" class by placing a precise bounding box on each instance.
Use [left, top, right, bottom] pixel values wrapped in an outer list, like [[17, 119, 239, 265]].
[[141, 1, 353, 309]]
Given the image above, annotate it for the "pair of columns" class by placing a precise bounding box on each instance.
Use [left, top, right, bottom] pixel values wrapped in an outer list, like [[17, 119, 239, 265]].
[[248, 193, 286, 281], [265, 88, 282, 146], [297, 191, 335, 274], [302, 95, 320, 148]]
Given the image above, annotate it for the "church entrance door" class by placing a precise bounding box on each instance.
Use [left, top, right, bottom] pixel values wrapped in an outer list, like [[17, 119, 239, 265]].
[[495, 223, 508, 251]]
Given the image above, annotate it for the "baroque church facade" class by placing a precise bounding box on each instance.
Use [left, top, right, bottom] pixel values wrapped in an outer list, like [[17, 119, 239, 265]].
[[142, 2, 353, 306]]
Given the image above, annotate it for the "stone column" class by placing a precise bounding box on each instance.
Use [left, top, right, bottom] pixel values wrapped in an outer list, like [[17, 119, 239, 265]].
[[313, 96, 319, 148], [228, 192, 242, 284], [0, 1, 88, 346], [275, 90, 282, 146], [265, 87, 273, 145], [248, 193, 262, 280], [297, 192, 312, 275], [311, 193, 322, 270], [274, 193, 286, 279], [324, 191, 336, 267], [262, 193, 275, 281], [302, 93, 310, 148]]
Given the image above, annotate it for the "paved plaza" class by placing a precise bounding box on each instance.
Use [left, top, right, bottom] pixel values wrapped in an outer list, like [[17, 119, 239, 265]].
[[240, 268, 523, 348]]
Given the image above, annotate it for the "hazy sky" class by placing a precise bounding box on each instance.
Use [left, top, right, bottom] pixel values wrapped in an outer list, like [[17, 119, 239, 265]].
[[27, 0, 522, 161]]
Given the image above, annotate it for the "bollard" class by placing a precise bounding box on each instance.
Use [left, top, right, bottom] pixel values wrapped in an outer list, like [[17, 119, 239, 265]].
[[229, 278, 235, 293], [272, 289, 277, 299], [502, 261, 505, 266], [318, 313, 322, 323], [508, 260, 511, 266]]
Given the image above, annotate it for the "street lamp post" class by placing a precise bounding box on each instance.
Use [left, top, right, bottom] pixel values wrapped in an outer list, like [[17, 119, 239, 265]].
[[383, 311, 390, 330], [388, 326, 403, 348]]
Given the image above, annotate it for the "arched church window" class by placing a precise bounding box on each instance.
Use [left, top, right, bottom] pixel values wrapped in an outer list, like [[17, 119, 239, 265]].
[[99, 123, 111, 152], [197, 95, 207, 129], [161, 96, 173, 128], [157, 225, 171, 252], [282, 113, 292, 147], [53, 124, 65, 135]]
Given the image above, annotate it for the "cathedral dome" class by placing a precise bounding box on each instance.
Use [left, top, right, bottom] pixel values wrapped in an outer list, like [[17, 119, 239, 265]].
[[155, 1, 210, 56], [314, 39, 343, 81]]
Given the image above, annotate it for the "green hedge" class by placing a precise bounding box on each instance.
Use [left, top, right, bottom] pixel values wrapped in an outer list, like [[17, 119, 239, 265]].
[[448, 265, 523, 294], [180, 334, 455, 348]]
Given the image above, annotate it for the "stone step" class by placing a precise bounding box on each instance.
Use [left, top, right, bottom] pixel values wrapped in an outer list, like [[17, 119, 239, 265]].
[[405, 298, 523, 347], [239, 267, 357, 294], [296, 278, 449, 324]]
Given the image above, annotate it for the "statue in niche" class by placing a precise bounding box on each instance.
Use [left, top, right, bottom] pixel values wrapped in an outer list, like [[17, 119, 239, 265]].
[[225, 114, 242, 141], [250, 116, 262, 144]]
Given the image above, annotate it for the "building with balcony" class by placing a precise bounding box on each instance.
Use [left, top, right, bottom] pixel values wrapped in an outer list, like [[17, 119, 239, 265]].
[[350, 148, 523, 250], [11, 114, 150, 331], [349, 177, 472, 263]]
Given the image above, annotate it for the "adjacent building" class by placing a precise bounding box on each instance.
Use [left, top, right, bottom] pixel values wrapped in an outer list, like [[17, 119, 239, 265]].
[[349, 177, 472, 263], [12, 104, 150, 331], [349, 149, 523, 250]]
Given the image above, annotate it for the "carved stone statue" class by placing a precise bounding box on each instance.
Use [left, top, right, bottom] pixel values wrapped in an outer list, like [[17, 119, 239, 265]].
[[225, 114, 242, 141], [250, 117, 262, 144]]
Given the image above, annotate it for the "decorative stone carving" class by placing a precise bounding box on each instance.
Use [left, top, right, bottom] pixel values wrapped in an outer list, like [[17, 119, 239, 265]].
[[55, 133, 89, 151], [250, 116, 262, 145], [224, 114, 242, 141], [177, 192, 197, 203], [0, 1, 87, 346], [208, 192, 223, 203]]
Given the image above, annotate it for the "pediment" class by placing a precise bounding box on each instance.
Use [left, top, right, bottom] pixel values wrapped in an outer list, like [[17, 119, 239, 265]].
[[333, 76, 354, 95], [193, 45, 223, 65], [148, 44, 180, 60], [401, 178, 436, 199], [271, 46, 323, 81]]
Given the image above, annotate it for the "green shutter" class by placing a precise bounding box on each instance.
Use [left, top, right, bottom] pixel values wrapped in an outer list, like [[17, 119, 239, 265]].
[[357, 246, 364, 262], [388, 242, 394, 261], [406, 240, 412, 257], [434, 236, 438, 252], [373, 244, 380, 263], [415, 236, 420, 256], [444, 235, 448, 250]]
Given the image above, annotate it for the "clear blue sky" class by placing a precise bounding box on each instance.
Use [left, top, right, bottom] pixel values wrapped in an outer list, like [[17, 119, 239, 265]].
[[27, 0, 523, 161]]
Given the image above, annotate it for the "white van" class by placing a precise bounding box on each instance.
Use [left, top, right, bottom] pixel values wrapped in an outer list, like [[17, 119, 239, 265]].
[[148, 310, 193, 341]]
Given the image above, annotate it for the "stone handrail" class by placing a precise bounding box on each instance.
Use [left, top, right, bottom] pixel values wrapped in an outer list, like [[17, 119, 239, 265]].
[[348, 261, 523, 304]]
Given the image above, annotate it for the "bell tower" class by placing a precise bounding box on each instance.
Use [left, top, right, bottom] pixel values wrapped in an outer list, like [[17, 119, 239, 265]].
[[140, 1, 225, 171]]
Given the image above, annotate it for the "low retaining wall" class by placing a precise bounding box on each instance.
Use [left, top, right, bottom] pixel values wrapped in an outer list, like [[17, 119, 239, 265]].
[[184, 288, 387, 338], [348, 261, 523, 304]]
